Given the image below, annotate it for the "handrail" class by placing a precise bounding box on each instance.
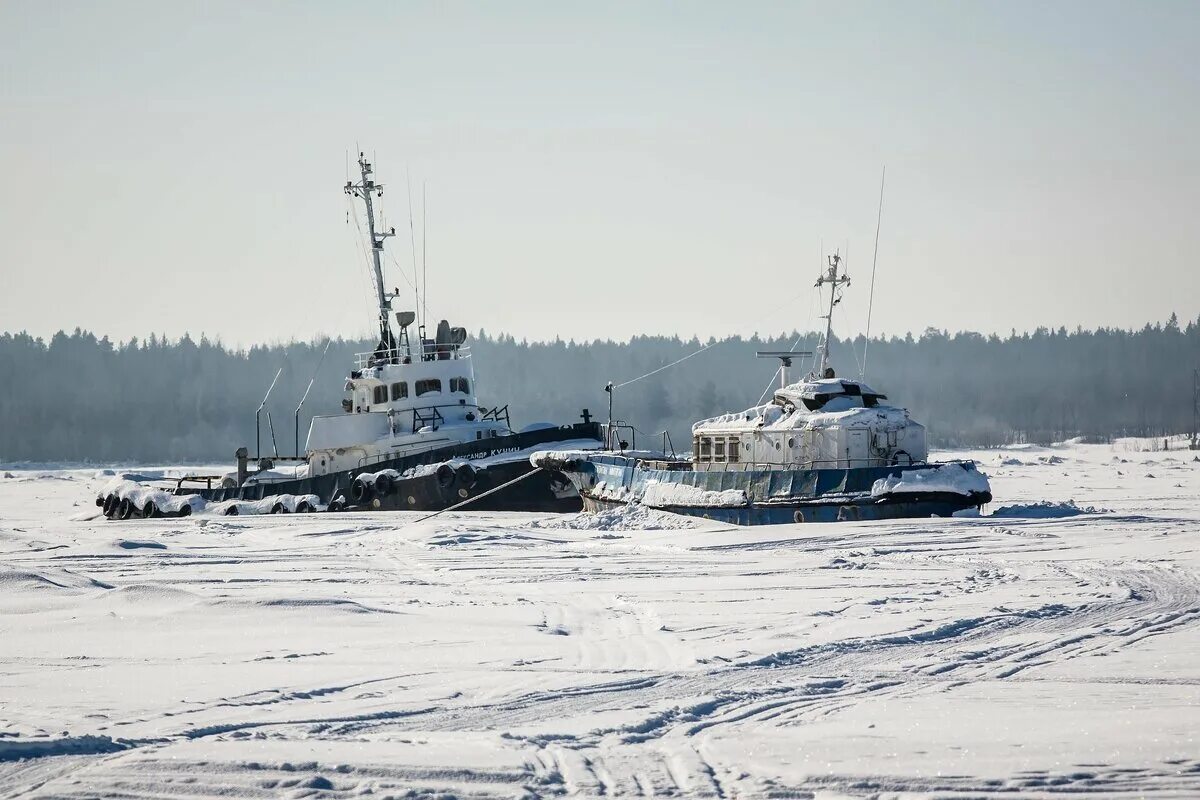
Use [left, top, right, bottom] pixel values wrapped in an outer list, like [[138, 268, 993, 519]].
[[587, 455, 936, 472], [602, 422, 636, 451], [355, 344, 471, 369], [351, 420, 602, 472], [316, 402, 490, 421], [174, 475, 220, 490], [412, 406, 445, 434], [691, 457, 927, 471], [481, 404, 510, 427]]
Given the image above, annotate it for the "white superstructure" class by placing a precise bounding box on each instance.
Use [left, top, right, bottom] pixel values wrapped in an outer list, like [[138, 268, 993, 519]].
[[691, 252, 928, 471]]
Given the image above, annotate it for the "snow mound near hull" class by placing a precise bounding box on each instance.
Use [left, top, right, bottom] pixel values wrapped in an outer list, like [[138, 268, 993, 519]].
[[991, 500, 1107, 518], [534, 503, 699, 531], [872, 462, 990, 498]]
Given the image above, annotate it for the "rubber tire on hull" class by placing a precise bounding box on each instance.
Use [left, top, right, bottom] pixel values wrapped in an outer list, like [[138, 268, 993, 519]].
[[351, 479, 373, 503]]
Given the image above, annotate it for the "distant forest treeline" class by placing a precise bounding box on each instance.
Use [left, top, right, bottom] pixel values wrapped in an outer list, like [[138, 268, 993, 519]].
[[2, 316, 1198, 463]]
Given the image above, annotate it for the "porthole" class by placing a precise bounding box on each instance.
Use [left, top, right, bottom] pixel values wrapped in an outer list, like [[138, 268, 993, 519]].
[[775, 441, 781, 450], [788, 437, 795, 448]]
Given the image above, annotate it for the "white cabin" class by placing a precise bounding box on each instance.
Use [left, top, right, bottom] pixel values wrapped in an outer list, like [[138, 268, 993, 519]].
[[304, 330, 511, 476], [691, 376, 927, 471]]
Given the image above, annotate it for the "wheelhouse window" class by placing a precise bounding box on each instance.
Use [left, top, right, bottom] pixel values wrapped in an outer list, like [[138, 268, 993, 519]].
[[449, 377, 471, 394], [391, 382, 408, 401], [714, 439, 726, 462], [698, 437, 712, 462], [372, 385, 387, 404], [415, 379, 442, 396], [727, 437, 739, 463]]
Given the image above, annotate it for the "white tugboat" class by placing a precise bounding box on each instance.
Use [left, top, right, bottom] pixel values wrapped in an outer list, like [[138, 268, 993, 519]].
[[535, 253, 992, 524], [96, 153, 602, 519], [302, 153, 514, 478]]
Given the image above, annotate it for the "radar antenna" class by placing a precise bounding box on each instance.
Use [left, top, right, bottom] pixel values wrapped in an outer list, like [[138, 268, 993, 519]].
[[813, 251, 850, 378], [345, 153, 399, 360]]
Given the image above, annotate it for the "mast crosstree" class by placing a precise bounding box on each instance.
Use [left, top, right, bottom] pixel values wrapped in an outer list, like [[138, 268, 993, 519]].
[[814, 252, 850, 378]]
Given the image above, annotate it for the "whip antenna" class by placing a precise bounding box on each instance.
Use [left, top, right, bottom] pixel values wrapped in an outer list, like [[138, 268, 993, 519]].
[[422, 182, 428, 331], [406, 172, 421, 330], [862, 166, 886, 380]]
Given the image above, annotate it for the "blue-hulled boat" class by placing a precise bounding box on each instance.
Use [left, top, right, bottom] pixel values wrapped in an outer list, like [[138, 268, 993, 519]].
[[533, 253, 992, 525]]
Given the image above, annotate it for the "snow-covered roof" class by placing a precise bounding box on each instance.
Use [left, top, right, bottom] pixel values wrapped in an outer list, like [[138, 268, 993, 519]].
[[692, 377, 905, 435], [693, 401, 909, 434], [774, 378, 885, 407]]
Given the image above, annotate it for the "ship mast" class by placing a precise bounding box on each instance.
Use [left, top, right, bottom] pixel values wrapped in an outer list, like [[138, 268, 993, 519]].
[[345, 153, 398, 357], [813, 251, 850, 378]]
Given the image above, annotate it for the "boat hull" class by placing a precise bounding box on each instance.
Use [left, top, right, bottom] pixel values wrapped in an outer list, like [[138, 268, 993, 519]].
[[535, 452, 991, 526], [183, 422, 602, 513]]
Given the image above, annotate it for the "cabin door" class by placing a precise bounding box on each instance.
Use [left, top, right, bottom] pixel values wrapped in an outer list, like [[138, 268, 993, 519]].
[[847, 429, 868, 466]]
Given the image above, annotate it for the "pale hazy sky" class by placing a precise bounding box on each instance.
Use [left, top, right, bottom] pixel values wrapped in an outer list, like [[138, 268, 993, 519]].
[[2, 1, 1197, 346]]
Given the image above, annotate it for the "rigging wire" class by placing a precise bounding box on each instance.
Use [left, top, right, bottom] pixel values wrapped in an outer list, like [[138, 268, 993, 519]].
[[862, 166, 886, 380], [610, 281, 824, 390], [755, 367, 781, 406], [837, 301, 865, 378], [422, 182, 428, 331], [346, 198, 382, 335], [751, 290, 824, 407], [384, 248, 418, 292], [406, 173, 422, 330], [613, 341, 722, 389]]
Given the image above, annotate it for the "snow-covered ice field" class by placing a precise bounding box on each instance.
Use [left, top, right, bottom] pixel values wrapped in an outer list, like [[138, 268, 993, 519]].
[[1, 441, 1197, 798]]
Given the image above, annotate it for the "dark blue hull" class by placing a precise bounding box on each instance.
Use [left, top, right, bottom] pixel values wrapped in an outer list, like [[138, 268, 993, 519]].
[[187, 422, 601, 513], [535, 453, 991, 526]]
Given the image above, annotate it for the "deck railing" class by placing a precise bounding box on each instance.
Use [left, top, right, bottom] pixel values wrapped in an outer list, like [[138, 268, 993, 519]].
[[355, 344, 471, 370]]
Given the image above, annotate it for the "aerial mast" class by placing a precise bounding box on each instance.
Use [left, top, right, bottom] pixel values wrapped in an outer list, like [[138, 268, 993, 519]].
[[813, 251, 850, 378], [345, 153, 398, 358]]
